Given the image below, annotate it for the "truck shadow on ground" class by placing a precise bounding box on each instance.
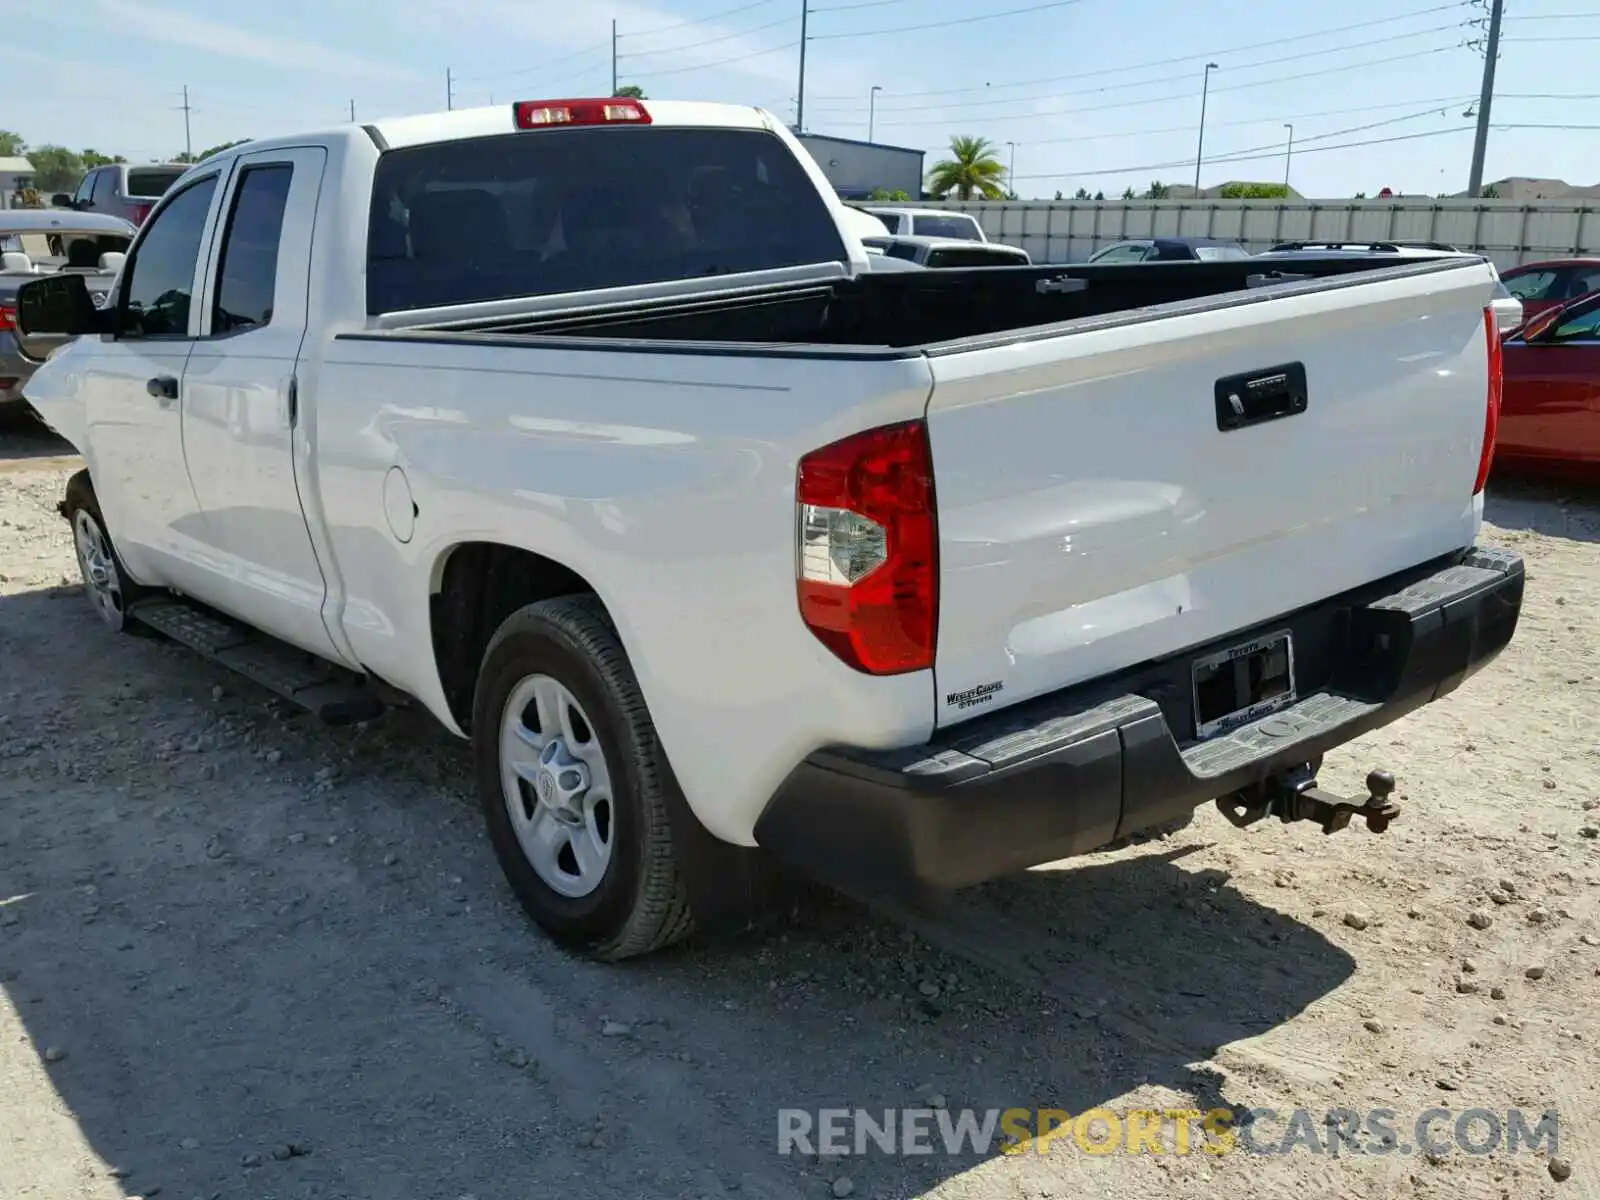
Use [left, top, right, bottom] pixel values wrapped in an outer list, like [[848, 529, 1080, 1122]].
[[0, 406, 75, 466], [0, 583, 1357, 1200], [1486, 473, 1600, 543]]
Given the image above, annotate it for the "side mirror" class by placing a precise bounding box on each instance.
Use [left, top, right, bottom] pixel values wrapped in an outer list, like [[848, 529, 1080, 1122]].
[[50, 193, 74, 208], [1518, 309, 1562, 342], [15, 273, 113, 338]]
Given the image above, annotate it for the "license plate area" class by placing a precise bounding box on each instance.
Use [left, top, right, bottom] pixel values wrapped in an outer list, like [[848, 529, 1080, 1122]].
[[1192, 630, 1296, 740]]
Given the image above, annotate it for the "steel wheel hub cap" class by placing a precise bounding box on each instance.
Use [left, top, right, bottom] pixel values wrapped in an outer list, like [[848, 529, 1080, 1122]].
[[499, 673, 614, 899]]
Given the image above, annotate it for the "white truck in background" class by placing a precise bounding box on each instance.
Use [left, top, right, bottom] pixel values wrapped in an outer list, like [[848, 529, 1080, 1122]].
[[18, 97, 1523, 960]]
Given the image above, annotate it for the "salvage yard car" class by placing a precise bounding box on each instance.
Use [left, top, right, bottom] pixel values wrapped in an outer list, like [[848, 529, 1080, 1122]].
[[1, 208, 131, 414], [17, 97, 1524, 961]]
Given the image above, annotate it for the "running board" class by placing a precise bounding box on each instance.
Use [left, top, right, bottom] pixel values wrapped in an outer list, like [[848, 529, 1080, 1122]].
[[130, 599, 385, 725]]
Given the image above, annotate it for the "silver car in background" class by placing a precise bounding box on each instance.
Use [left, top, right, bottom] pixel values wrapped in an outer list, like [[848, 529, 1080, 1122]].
[[1, 210, 132, 414]]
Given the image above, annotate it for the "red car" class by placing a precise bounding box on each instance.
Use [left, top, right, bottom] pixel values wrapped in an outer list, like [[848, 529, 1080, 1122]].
[[1496, 292, 1600, 471], [1499, 258, 1600, 325]]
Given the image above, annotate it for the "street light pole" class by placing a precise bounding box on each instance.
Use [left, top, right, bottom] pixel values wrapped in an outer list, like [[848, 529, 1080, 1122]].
[[1283, 122, 1294, 190], [1007, 141, 1017, 191], [1193, 62, 1218, 195], [796, 0, 809, 133], [868, 85, 882, 142]]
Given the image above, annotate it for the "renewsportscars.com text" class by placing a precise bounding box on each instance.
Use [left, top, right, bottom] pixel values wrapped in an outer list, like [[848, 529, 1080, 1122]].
[[777, 1106, 1561, 1158]]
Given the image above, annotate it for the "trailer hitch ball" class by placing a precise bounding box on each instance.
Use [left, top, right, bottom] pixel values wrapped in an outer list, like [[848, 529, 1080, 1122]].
[[1215, 764, 1402, 835]]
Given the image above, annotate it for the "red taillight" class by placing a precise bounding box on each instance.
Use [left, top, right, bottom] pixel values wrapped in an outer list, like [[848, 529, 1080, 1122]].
[[513, 98, 651, 129], [1474, 306, 1502, 495], [796, 420, 938, 675], [0, 305, 14, 332], [131, 202, 152, 226]]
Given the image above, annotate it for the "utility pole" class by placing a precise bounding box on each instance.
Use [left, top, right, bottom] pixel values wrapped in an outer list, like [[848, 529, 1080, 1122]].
[[446, 67, 455, 111], [1193, 62, 1218, 195], [868, 84, 881, 142], [179, 84, 193, 160], [796, 0, 808, 133], [1283, 123, 1294, 189], [612, 20, 619, 95], [1007, 141, 1017, 189], [1466, 0, 1504, 197], [349, 99, 357, 122]]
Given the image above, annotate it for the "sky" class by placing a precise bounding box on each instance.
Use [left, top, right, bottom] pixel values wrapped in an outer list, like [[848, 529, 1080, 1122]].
[[3, 0, 1597, 199]]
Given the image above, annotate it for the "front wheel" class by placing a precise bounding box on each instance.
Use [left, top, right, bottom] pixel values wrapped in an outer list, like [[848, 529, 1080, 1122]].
[[62, 472, 153, 634], [471, 595, 694, 960]]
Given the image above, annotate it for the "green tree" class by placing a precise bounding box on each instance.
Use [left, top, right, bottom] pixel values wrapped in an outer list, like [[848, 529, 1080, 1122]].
[[1481, 183, 1502, 199], [867, 187, 910, 201], [613, 85, 646, 99], [0, 130, 25, 157], [1121, 186, 1136, 199], [926, 135, 1007, 201], [1144, 180, 1171, 199], [26, 145, 84, 192], [1353, 192, 1367, 199], [200, 138, 250, 160], [1094, 190, 1105, 201], [1218, 182, 1289, 199], [1073, 187, 1091, 200], [81, 149, 125, 169]]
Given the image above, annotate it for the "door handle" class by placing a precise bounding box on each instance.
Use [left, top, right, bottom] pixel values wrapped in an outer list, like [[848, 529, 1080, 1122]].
[[147, 375, 179, 405]]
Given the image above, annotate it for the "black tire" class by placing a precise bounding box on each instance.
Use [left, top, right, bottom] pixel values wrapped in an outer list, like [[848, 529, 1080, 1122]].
[[61, 471, 156, 636], [471, 595, 694, 961]]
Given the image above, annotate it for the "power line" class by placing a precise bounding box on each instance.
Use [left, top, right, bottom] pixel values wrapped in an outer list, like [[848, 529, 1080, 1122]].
[[863, 44, 1467, 129], [808, 0, 1082, 40], [1015, 95, 1477, 148], [1015, 126, 1475, 183], [629, 38, 802, 79], [810, 0, 906, 10], [618, 0, 780, 38], [454, 39, 612, 86], [617, 13, 797, 59], [809, 22, 1468, 115], [806, 1, 1469, 100]]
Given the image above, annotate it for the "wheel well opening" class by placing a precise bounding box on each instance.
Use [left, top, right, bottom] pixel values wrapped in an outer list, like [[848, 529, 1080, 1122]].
[[430, 543, 598, 733]]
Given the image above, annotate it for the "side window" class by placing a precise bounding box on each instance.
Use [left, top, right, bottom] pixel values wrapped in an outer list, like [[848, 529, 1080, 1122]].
[[89, 169, 112, 206], [211, 165, 293, 334], [1564, 269, 1600, 301], [120, 175, 218, 338], [73, 170, 97, 207], [1549, 301, 1600, 342], [1093, 243, 1147, 264]]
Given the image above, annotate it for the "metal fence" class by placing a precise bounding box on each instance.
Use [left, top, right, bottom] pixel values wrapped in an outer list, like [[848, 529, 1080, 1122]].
[[908, 198, 1600, 269]]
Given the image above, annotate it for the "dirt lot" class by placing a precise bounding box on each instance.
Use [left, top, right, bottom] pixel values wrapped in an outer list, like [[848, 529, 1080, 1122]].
[[2, 413, 1598, 1200]]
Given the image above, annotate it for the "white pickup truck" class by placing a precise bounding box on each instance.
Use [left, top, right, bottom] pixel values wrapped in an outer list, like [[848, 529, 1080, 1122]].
[[17, 97, 1524, 961]]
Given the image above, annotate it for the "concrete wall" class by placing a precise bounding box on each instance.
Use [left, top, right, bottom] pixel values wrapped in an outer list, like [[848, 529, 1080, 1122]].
[[909, 197, 1600, 269], [795, 136, 924, 200]]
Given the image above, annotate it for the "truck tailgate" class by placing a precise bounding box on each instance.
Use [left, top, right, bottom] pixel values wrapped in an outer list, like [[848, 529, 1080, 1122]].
[[926, 259, 1497, 728]]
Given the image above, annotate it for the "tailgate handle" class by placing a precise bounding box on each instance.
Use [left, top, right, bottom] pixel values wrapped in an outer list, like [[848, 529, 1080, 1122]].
[[1214, 363, 1308, 431]]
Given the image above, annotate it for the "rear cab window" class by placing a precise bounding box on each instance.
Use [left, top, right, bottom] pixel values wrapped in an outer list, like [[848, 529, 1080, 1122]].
[[911, 214, 983, 242], [366, 126, 849, 313], [926, 247, 1024, 268], [127, 166, 187, 200]]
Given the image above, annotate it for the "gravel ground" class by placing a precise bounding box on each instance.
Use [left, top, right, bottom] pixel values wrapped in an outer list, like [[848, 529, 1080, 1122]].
[[3, 413, 1598, 1200]]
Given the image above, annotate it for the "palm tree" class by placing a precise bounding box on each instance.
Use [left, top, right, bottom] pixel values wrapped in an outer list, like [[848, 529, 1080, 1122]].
[[926, 135, 1007, 201]]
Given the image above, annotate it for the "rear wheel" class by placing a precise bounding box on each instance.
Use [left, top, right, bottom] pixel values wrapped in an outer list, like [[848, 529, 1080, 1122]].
[[472, 595, 694, 960], [62, 472, 153, 635]]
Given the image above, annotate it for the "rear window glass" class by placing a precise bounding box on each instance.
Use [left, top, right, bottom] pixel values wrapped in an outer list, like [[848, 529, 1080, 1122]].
[[127, 167, 187, 199], [1193, 244, 1250, 261], [366, 127, 849, 313], [911, 215, 983, 241], [926, 247, 1025, 268]]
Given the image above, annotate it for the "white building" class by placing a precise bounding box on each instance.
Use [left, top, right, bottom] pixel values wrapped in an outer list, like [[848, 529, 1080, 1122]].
[[794, 134, 925, 201], [0, 157, 37, 208]]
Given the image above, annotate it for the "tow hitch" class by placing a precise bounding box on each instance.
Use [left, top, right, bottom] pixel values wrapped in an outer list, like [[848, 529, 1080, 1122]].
[[1216, 765, 1400, 835]]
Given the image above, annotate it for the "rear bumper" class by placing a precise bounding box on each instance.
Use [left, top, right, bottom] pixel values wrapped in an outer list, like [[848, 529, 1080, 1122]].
[[754, 546, 1524, 897]]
